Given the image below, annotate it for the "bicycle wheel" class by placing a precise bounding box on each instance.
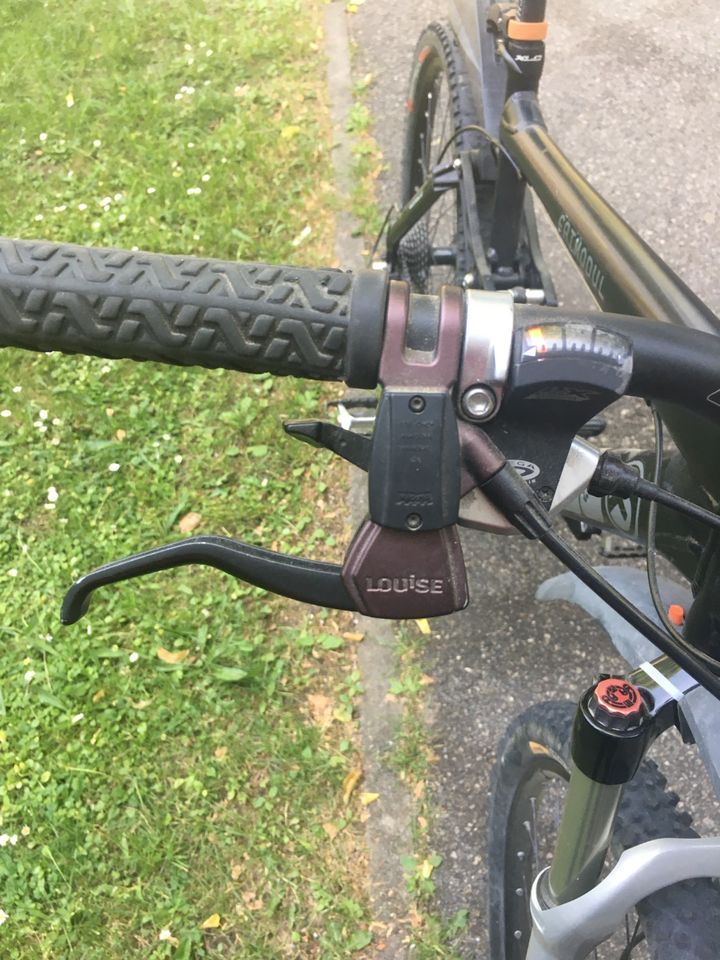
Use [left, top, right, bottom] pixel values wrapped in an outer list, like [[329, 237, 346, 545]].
[[488, 701, 720, 959], [398, 22, 492, 293]]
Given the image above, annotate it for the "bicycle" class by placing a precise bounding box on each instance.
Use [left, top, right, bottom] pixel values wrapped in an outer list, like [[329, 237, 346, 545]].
[[376, 0, 720, 956], [1, 4, 720, 960]]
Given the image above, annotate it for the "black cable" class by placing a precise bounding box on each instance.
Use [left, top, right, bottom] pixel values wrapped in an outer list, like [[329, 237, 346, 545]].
[[534, 522, 720, 700], [469, 439, 720, 700], [645, 406, 685, 643], [436, 124, 521, 177], [645, 406, 720, 671]]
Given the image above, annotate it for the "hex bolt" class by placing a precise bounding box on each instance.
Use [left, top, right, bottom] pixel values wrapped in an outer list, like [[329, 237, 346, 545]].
[[461, 385, 497, 422], [409, 395, 425, 413], [405, 513, 423, 530]]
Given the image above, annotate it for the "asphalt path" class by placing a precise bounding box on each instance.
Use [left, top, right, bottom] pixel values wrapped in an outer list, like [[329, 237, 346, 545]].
[[348, 1, 720, 955]]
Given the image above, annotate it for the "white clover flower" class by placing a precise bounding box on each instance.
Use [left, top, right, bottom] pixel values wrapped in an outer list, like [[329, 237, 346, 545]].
[[0, 410, 11, 418], [187, 57, 194, 65], [47, 487, 59, 503], [187, 141, 195, 148], [129, 651, 139, 663], [50, 437, 60, 446], [34, 214, 44, 222], [100, 196, 112, 207], [78, 202, 88, 211], [147, 187, 156, 194], [113, 192, 123, 202], [159, 929, 172, 942], [0, 837, 8, 848], [91, 222, 101, 231], [198, 40, 207, 48], [23, 670, 35, 684], [174, 93, 183, 101], [53, 204, 67, 213], [39, 132, 48, 142], [39, 410, 48, 420], [118, 213, 127, 223], [108, 463, 120, 473], [11, 386, 21, 394], [8, 836, 17, 846], [8, 569, 17, 578], [0, 908, 7, 925], [174, 455, 183, 464], [186, 187, 202, 196], [20, 826, 30, 837], [71, 713, 84, 724], [206, 49, 213, 57], [93, 139, 102, 148], [52, 417, 62, 426], [201, 173, 210, 182]]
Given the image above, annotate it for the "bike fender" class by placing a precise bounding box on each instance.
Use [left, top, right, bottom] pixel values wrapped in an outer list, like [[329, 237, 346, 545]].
[[537, 565, 720, 799]]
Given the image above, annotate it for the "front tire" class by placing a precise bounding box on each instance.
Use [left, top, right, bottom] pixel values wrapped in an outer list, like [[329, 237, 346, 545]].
[[488, 701, 720, 959], [398, 22, 489, 293]]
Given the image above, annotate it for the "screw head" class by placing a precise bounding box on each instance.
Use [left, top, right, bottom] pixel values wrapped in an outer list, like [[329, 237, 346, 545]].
[[405, 513, 423, 530], [409, 395, 425, 413], [461, 385, 497, 421]]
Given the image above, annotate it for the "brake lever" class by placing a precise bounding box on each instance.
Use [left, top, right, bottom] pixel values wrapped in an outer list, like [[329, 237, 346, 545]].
[[61, 535, 356, 624], [63, 281, 472, 624], [62, 520, 469, 623]]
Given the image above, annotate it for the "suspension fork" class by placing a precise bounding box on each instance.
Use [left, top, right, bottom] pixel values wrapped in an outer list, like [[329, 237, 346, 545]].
[[541, 657, 699, 906]]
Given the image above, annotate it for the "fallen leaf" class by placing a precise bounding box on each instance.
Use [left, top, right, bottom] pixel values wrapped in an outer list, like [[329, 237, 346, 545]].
[[231, 863, 242, 880], [342, 631, 364, 642], [419, 674, 434, 686], [92, 689, 106, 704], [417, 815, 428, 831], [322, 822, 339, 840], [179, 511, 202, 533], [65, 89, 75, 108], [281, 125, 301, 140], [200, 913, 221, 929], [214, 746, 228, 760], [132, 699, 152, 710], [360, 792, 379, 806], [115, 428, 127, 441], [156, 647, 190, 664], [307, 693, 333, 727], [415, 619, 431, 635], [242, 891, 264, 911], [419, 859, 435, 879], [105, 407, 114, 417], [342, 766, 362, 804], [384, 692, 400, 703], [413, 781, 426, 801]]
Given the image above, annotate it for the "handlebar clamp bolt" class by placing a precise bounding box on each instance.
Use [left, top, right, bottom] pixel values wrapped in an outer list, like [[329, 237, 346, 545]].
[[409, 395, 426, 413], [461, 385, 497, 422]]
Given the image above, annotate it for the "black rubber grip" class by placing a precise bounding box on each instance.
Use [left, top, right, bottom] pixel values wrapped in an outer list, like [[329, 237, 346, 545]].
[[0, 238, 355, 380]]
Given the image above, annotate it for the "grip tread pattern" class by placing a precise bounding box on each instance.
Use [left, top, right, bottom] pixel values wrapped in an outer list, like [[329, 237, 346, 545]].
[[0, 239, 351, 379]]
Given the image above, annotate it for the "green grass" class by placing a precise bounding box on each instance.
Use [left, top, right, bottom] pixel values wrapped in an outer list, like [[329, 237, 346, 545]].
[[0, 1, 372, 957]]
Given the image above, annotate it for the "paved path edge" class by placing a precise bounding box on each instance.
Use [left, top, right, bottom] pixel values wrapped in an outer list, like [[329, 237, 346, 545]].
[[323, 4, 413, 957]]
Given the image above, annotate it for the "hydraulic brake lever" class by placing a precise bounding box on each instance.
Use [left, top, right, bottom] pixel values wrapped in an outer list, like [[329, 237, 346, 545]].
[[63, 281, 471, 623], [62, 536, 355, 625]]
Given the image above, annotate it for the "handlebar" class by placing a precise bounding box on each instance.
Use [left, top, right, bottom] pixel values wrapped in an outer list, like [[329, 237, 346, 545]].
[[7, 236, 718, 696], [1, 238, 719, 431]]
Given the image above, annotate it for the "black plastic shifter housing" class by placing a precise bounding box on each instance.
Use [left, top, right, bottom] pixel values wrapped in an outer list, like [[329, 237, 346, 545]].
[[368, 390, 460, 531]]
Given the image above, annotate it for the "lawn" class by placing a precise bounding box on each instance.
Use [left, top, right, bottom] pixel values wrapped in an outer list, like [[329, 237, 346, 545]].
[[0, 1, 372, 956]]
